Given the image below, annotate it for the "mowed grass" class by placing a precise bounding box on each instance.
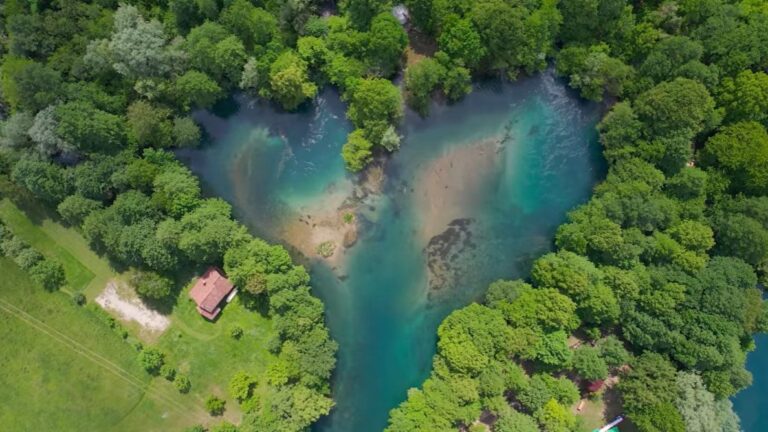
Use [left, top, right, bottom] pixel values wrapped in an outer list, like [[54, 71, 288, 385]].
[[0, 198, 279, 429], [0, 258, 148, 431], [0, 199, 112, 296], [156, 284, 278, 424]]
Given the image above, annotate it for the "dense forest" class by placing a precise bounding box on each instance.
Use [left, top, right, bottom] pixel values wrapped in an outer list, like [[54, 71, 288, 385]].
[[2, 0, 768, 431]]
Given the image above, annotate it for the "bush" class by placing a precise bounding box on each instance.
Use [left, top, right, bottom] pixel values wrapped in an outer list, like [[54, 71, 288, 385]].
[[14, 247, 43, 270], [160, 364, 176, 381], [131, 270, 174, 299], [73, 293, 86, 306], [230, 325, 243, 339], [205, 395, 226, 416], [29, 260, 66, 291], [174, 373, 191, 393], [138, 347, 165, 375]]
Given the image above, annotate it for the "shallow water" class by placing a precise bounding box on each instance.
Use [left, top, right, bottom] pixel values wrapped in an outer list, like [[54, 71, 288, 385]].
[[181, 72, 606, 432]]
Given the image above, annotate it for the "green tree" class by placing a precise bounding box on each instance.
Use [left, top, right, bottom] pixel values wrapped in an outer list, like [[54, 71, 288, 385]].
[[572, 346, 608, 381], [174, 70, 224, 110], [556, 44, 633, 101], [534, 399, 577, 432], [717, 70, 768, 125], [438, 18, 486, 69], [138, 347, 165, 375], [57, 195, 103, 226], [127, 101, 173, 148], [173, 117, 201, 148], [493, 409, 538, 432], [701, 121, 768, 195], [346, 78, 403, 144], [219, 0, 277, 50], [151, 165, 201, 218], [268, 51, 318, 111], [634, 78, 719, 140], [229, 371, 256, 402], [405, 58, 445, 116], [29, 260, 66, 291], [205, 395, 226, 416], [130, 270, 173, 300], [366, 12, 408, 76], [341, 129, 374, 172], [56, 102, 126, 154]]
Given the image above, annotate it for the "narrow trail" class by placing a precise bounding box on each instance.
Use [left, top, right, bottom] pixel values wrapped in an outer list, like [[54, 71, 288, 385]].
[[0, 298, 209, 422]]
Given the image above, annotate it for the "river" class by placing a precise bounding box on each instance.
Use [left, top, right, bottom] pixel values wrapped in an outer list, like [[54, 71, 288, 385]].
[[180, 71, 606, 431]]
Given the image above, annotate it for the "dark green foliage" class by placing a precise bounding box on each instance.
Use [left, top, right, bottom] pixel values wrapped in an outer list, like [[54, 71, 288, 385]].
[[55, 102, 126, 154], [572, 345, 608, 381], [130, 270, 173, 300]]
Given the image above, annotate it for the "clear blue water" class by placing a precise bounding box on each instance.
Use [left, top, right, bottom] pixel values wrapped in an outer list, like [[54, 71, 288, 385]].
[[734, 337, 768, 430], [180, 72, 607, 432]]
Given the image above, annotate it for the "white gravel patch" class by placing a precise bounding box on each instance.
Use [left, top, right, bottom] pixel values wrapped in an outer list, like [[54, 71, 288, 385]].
[[95, 282, 170, 332]]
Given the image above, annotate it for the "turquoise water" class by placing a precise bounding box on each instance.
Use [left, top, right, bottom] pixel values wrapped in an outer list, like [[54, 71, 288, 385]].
[[181, 72, 606, 431], [734, 337, 768, 430]]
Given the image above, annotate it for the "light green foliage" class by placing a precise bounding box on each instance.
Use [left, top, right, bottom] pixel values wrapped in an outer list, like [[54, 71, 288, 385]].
[[701, 121, 768, 195], [178, 199, 247, 265], [173, 117, 201, 148], [718, 70, 768, 124], [175, 70, 224, 110], [534, 399, 577, 432], [597, 335, 630, 368], [675, 372, 740, 432], [268, 51, 318, 110], [229, 371, 256, 402], [151, 165, 201, 218], [341, 129, 374, 172], [437, 303, 513, 375], [0, 112, 33, 150], [28, 106, 72, 156], [205, 395, 226, 416], [174, 373, 191, 393], [531, 330, 572, 369], [346, 78, 403, 145], [138, 347, 165, 375], [518, 374, 579, 412], [85, 4, 178, 79]]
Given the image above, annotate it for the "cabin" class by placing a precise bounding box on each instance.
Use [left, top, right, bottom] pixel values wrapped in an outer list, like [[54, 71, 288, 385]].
[[189, 267, 236, 320]]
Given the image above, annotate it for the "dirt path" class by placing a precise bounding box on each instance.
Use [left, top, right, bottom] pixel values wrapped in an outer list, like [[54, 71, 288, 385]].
[[96, 282, 171, 334]]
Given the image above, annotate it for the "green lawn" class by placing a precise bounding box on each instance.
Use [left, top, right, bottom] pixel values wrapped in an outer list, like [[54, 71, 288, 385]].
[[0, 199, 278, 430], [0, 199, 113, 297], [0, 258, 206, 431]]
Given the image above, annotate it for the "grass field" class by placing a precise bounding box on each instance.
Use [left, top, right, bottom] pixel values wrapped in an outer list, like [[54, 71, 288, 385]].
[[0, 199, 279, 430]]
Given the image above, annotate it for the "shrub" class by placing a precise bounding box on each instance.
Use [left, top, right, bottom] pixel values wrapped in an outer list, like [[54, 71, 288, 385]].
[[29, 260, 66, 291], [230, 325, 243, 339], [205, 395, 226, 416], [73, 293, 86, 306], [174, 374, 191, 393], [316, 241, 336, 258], [131, 270, 174, 299], [14, 247, 43, 270], [160, 364, 176, 381], [138, 347, 165, 375]]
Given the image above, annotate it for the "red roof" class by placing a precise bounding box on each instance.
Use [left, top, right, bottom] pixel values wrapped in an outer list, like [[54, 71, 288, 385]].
[[587, 379, 605, 393], [189, 267, 234, 320]]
